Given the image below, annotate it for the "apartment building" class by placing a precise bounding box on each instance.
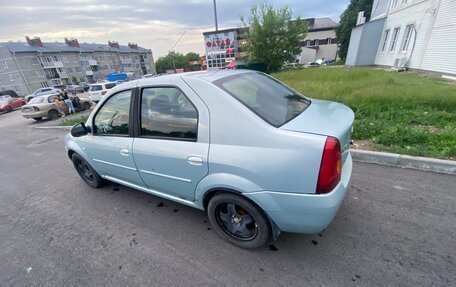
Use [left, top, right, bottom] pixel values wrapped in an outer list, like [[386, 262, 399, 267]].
[[0, 37, 156, 96], [299, 18, 339, 63], [346, 0, 456, 76]]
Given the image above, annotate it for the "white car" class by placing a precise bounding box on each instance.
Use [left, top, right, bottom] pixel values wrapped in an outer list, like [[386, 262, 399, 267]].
[[88, 82, 117, 103], [24, 87, 60, 102]]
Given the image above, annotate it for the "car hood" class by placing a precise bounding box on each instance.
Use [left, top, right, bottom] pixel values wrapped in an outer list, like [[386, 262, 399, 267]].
[[280, 99, 354, 152]]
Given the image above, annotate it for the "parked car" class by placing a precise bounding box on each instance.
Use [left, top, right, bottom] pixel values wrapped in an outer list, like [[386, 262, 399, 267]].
[[0, 90, 21, 98], [24, 87, 60, 102], [88, 82, 117, 103], [0, 95, 26, 113], [80, 82, 90, 92], [66, 84, 84, 94], [65, 70, 354, 249], [21, 94, 92, 121]]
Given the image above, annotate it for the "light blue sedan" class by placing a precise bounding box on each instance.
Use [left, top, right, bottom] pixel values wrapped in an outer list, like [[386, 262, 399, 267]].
[[65, 70, 354, 249]]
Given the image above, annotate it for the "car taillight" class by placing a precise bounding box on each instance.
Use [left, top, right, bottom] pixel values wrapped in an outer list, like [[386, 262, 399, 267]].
[[101, 91, 107, 95], [33, 106, 40, 111], [316, 137, 342, 194]]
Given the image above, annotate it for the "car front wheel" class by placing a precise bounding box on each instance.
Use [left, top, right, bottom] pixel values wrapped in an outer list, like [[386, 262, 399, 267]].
[[71, 153, 105, 188], [208, 193, 271, 249]]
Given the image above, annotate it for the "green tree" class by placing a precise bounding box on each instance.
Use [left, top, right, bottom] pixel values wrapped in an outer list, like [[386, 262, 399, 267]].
[[155, 51, 200, 73], [336, 0, 373, 60], [185, 52, 200, 62], [240, 1, 308, 73]]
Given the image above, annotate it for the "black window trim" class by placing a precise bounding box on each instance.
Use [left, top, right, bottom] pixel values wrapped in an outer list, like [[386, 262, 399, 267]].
[[213, 71, 311, 128], [136, 85, 199, 142], [92, 88, 135, 138]]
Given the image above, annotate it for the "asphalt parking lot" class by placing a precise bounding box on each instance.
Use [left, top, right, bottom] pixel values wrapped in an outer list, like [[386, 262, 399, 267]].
[[0, 110, 455, 286]]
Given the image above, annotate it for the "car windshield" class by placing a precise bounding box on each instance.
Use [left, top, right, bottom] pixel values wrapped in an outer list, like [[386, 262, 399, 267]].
[[0, 97, 10, 103], [214, 72, 311, 127], [29, 97, 45, 104], [90, 85, 102, 91], [105, 83, 116, 89]]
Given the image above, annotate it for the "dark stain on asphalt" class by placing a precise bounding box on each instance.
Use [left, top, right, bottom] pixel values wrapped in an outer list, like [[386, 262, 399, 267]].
[[355, 274, 361, 279], [113, 187, 119, 191], [151, 211, 154, 213], [107, 235, 113, 240], [148, 200, 151, 204], [156, 202, 164, 208], [132, 233, 136, 236], [207, 227, 211, 230], [125, 210, 129, 214], [259, 268, 264, 272], [118, 266, 122, 270], [268, 245, 278, 251], [173, 209, 178, 212], [203, 220, 207, 223], [311, 240, 318, 245], [318, 234, 323, 237], [352, 279, 356, 282]]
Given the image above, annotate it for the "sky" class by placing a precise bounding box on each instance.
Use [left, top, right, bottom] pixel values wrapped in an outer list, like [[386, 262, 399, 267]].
[[0, 0, 349, 59]]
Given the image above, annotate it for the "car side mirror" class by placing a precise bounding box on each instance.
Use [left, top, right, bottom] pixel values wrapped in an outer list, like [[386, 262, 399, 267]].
[[71, 123, 90, 137]]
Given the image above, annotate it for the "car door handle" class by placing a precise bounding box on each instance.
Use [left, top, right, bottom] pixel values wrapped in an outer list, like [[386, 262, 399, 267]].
[[120, 148, 129, 157], [187, 156, 203, 166]]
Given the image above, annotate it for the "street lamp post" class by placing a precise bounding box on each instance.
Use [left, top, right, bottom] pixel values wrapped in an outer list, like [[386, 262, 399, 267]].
[[213, 0, 218, 31]]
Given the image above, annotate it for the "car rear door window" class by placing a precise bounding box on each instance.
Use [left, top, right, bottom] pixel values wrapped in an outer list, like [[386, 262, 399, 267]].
[[90, 85, 102, 91], [140, 87, 198, 141], [93, 90, 131, 136]]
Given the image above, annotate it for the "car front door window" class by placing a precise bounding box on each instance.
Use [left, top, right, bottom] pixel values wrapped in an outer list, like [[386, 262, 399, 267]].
[[94, 90, 131, 136]]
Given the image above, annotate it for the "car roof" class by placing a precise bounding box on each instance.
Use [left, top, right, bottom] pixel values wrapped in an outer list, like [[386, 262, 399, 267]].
[[135, 69, 255, 86]]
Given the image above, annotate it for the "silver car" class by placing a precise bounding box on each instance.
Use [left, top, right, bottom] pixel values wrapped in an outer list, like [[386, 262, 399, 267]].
[[65, 70, 354, 249]]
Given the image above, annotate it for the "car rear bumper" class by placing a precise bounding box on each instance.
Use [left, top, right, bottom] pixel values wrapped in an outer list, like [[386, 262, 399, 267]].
[[244, 152, 353, 234]]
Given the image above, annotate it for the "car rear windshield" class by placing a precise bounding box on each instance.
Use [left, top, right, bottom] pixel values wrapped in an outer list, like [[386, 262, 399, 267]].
[[105, 83, 116, 89], [89, 85, 102, 91], [214, 72, 311, 127]]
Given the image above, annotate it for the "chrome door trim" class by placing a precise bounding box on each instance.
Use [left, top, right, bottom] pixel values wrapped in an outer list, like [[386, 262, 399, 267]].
[[139, 169, 192, 183], [93, 158, 137, 171]]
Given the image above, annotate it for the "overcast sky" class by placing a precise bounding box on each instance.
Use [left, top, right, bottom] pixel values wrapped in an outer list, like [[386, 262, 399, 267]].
[[0, 0, 349, 58]]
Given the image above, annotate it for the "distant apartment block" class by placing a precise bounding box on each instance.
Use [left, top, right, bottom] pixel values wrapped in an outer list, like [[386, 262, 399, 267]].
[[0, 36, 156, 96]]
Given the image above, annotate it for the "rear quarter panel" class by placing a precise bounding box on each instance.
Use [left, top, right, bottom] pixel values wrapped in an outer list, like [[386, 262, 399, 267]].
[[184, 78, 327, 202]]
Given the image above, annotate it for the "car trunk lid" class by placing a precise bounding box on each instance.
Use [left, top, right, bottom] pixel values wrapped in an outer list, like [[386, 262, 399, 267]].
[[280, 99, 354, 160]]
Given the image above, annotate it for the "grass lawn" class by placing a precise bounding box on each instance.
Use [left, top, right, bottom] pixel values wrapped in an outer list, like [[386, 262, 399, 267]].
[[60, 115, 87, 126], [272, 67, 456, 160]]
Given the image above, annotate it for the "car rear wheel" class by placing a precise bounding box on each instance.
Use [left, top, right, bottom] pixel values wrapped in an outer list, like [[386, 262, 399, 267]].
[[6, 106, 12, 113], [83, 102, 91, 110], [71, 153, 105, 188], [207, 193, 271, 249], [48, 109, 59, 120], [33, 117, 43, 121]]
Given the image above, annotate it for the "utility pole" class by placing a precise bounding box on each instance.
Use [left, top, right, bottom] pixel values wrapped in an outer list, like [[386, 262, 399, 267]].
[[169, 30, 186, 73], [213, 0, 218, 31]]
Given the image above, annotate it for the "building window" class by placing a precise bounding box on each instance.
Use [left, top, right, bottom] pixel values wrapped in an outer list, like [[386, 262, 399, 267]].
[[401, 25, 413, 52], [41, 82, 49, 88], [315, 39, 320, 46], [36, 70, 45, 77], [51, 79, 62, 86], [2, 61, 8, 69], [390, 27, 400, 52], [31, 58, 39, 65], [381, 29, 390, 52]]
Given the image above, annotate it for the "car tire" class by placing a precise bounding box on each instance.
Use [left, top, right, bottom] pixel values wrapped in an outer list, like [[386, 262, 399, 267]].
[[33, 117, 43, 121], [6, 106, 12, 113], [83, 102, 91, 110], [48, 109, 59, 120], [71, 153, 105, 188], [207, 193, 271, 249]]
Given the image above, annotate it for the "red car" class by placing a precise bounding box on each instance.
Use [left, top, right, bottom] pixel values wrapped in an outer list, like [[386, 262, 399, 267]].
[[0, 95, 26, 113]]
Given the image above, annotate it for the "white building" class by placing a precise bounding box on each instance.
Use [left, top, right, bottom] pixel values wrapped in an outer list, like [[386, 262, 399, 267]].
[[346, 0, 456, 76]]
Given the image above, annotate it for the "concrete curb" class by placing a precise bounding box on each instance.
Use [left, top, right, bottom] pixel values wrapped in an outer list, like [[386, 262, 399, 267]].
[[351, 149, 456, 175]]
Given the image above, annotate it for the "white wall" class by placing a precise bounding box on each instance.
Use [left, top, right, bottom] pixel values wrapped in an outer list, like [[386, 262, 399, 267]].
[[420, 0, 456, 75], [374, 0, 436, 68]]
